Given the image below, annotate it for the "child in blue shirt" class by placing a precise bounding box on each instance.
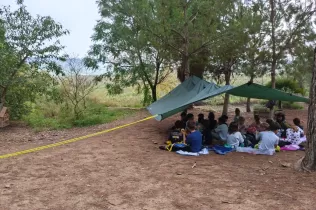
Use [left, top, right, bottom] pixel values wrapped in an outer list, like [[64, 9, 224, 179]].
[[186, 121, 202, 152]]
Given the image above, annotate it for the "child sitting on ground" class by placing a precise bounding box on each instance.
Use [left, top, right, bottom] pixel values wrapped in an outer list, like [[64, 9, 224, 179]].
[[250, 114, 262, 131], [293, 118, 304, 132], [236, 122, 281, 155], [221, 115, 229, 125], [212, 116, 228, 144], [167, 120, 184, 144], [196, 113, 206, 132], [266, 119, 274, 126], [238, 116, 247, 135], [257, 122, 281, 153], [226, 122, 244, 148], [171, 112, 187, 130], [234, 108, 241, 122], [186, 113, 195, 127], [180, 111, 187, 129], [283, 118, 305, 145], [185, 121, 203, 152]]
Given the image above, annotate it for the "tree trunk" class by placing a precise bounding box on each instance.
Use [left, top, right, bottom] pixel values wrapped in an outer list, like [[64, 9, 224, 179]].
[[0, 87, 7, 107], [178, 55, 189, 82], [151, 85, 157, 102], [299, 47, 316, 172], [246, 98, 251, 113], [278, 100, 282, 109], [246, 75, 254, 113], [222, 71, 231, 116], [177, 3, 190, 83], [189, 49, 209, 79], [269, 0, 276, 119], [269, 61, 277, 118], [222, 93, 230, 116], [271, 61, 276, 89]]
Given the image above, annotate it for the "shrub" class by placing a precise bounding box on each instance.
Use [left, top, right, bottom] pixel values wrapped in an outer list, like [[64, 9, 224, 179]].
[[282, 102, 304, 110], [23, 100, 134, 130], [266, 78, 306, 96]]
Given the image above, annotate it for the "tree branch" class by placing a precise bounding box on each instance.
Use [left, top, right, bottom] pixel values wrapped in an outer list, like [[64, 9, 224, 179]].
[[171, 29, 185, 40], [189, 41, 211, 56], [146, 28, 184, 55]]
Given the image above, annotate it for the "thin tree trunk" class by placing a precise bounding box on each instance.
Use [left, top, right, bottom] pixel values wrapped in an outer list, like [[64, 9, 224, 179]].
[[246, 75, 254, 113], [177, 3, 190, 83], [178, 55, 189, 82], [278, 100, 282, 109], [269, 61, 277, 118], [269, 0, 276, 119], [222, 71, 231, 116], [246, 98, 251, 113], [298, 47, 316, 172], [271, 61, 277, 89], [0, 87, 7, 107], [151, 85, 157, 102]]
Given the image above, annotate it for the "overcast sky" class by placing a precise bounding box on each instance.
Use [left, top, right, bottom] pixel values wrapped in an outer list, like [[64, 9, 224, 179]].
[[1, 0, 99, 57]]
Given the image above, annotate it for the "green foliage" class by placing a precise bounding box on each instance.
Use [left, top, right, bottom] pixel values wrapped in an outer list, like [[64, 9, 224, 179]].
[[282, 102, 304, 110], [266, 78, 306, 96], [253, 104, 270, 112], [0, 3, 68, 117], [241, 1, 269, 80], [6, 68, 58, 119], [57, 58, 98, 120], [86, 0, 174, 103], [285, 45, 314, 90], [23, 100, 134, 130], [262, 0, 316, 86]]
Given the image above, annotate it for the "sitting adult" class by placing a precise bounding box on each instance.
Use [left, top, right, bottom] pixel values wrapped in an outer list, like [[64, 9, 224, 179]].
[[212, 116, 228, 144]]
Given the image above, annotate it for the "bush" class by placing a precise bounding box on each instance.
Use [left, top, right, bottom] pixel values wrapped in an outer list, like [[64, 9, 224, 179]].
[[266, 78, 306, 96], [253, 104, 270, 112], [23, 100, 134, 130], [282, 102, 304, 110]]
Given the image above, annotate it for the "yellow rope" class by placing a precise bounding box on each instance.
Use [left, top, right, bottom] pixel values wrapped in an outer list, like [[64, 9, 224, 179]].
[[0, 115, 157, 160]]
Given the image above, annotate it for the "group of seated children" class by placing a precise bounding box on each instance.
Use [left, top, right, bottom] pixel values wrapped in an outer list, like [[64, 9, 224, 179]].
[[161, 109, 305, 154]]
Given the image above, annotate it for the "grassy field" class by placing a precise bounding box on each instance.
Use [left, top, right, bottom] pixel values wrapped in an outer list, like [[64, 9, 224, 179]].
[[90, 73, 272, 108], [23, 73, 304, 130], [23, 101, 135, 131]]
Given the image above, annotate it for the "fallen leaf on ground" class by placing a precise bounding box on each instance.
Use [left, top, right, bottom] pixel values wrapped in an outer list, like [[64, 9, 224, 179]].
[[281, 163, 291, 168], [192, 162, 197, 168]]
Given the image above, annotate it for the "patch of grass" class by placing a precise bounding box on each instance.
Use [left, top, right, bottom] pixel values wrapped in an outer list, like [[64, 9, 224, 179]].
[[72, 103, 133, 127], [23, 101, 135, 131], [282, 102, 304, 110], [253, 104, 270, 112]]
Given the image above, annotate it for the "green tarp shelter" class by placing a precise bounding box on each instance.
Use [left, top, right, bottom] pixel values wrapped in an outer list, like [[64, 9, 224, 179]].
[[147, 76, 309, 121]]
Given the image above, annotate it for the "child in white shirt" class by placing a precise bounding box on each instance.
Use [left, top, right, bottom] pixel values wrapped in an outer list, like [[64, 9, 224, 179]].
[[227, 122, 244, 148]]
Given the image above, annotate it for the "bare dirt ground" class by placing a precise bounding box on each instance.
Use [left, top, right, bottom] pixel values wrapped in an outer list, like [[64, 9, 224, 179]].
[[0, 107, 315, 210]]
